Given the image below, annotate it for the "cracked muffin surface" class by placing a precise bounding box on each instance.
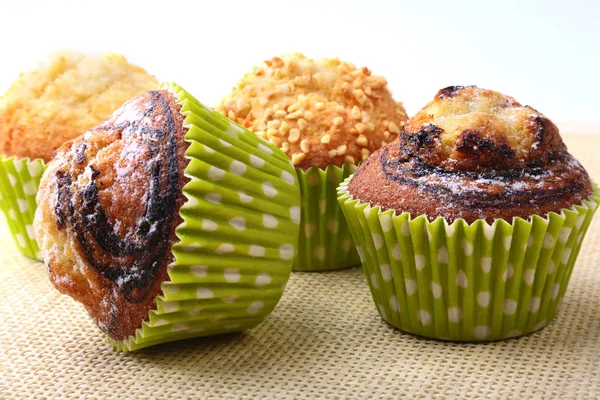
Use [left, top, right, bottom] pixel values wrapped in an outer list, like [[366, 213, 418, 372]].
[[0, 50, 158, 161], [349, 86, 592, 223]]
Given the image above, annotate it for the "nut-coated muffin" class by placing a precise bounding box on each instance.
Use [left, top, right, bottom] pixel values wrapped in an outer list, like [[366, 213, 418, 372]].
[[217, 53, 408, 271]]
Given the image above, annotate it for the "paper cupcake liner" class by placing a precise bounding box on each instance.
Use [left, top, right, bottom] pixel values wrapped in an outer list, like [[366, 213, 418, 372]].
[[0, 156, 46, 260], [109, 83, 300, 351], [293, 164, 361, 271], [338, 176, 599, 341]]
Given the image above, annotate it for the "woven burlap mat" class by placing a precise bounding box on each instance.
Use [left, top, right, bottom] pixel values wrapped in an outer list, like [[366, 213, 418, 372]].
[[1, 135, 599, 399]]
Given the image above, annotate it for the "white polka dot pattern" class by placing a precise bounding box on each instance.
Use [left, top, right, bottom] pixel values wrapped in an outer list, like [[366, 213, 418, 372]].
[[337, 174, 600, 342], [0, 157, 47, 259]]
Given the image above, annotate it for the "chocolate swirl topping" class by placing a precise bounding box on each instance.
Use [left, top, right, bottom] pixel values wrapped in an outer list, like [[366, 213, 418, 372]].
[[53, 91, 183, 304], [379, 144, 587, 211], [349, 86, 592, 223]]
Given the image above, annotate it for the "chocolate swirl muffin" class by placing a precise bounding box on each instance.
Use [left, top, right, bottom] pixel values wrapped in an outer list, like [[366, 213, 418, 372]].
[[349, 86, 592, 223], [34, 90, 190, 339]]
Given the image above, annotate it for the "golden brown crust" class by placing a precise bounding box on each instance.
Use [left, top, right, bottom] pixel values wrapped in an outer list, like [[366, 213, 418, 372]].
[[0, 50, 159, 162], [401, 86, 567, 171], [34, 90, 189, 340], [349, 86, 592, 223], [215, 53, 408, 169]]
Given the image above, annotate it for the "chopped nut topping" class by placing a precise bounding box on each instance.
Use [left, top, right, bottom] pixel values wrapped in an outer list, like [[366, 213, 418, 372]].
[[298, 118, 308, 130], [267, 120, 281, 130], [356, 135, 368, 147], [351, 68, 364, 78], [388, 121, 400, 134], [291, 152, 306, 166], [279, 120, 290, 133], [289, 128, 300, 143], [361, 111, 371, 123], [300, 139, 310, 153], [361, 148, 370, 160], [367, 76, 387, 89], [214, 53, 409, 169], [266, 128, 278, 138], [286, 109, 304, 119], [355, 123, 368, 134], [353, 89, 367, 105], [276, 84, 290, 94], [353, 77, 364, 88]]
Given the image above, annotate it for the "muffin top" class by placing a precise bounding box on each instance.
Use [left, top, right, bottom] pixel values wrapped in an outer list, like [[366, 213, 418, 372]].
[[0, 50, 159, 162], [349, 86, 592, 223], [216, 53, 408, 169], [34, 90, 189, 339]]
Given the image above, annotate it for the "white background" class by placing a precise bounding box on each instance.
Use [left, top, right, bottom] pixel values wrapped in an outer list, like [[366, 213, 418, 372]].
[[0, 0, 598, 131]]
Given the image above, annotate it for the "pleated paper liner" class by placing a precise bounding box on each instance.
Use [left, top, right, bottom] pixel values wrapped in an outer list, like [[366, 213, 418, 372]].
[[294, 163, 361, 271], [0, 156, 46, 260], [338, 177, 599, 341], [109, 83, 301, 351]]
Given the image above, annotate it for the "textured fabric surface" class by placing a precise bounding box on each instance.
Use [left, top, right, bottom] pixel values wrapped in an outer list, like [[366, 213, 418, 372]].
[[1, 135, 600, 399]]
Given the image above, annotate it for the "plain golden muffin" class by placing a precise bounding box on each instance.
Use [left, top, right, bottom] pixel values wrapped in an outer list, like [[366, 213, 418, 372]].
[[216, 53, 408, 169], [349, 86, 592, 223], [0, 50, 159, 162]]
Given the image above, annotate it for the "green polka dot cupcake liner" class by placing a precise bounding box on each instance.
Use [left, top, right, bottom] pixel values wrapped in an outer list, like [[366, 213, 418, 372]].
[[110, 83, 301, 351], [293, 163, 361, 271], [338, 177, 599, 341], [0, 155, 47, 260]]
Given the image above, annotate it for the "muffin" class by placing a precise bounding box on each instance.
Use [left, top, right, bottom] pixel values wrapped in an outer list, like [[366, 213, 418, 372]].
[[34, 84, 300, 351], [0, 50, 159, 259], [217, 53, 408, 271], [338, 86, 598, 341]]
